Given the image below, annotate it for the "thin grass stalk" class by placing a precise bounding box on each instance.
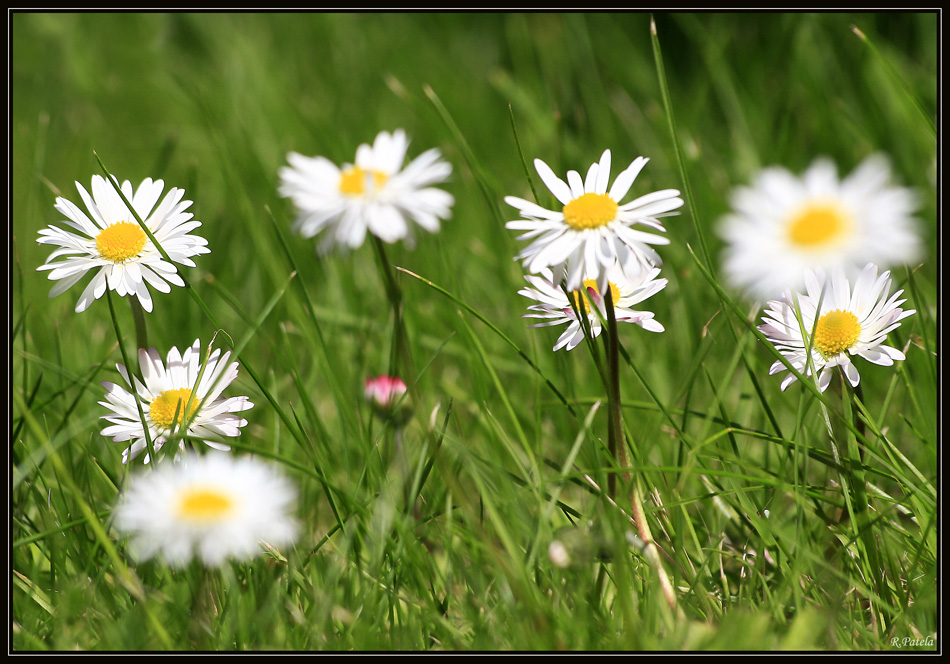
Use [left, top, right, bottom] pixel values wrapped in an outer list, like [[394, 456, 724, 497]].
[[12, 389, 176, 649], [507, 104, 540, 204], [397, 266, 578, 419], [851, 24, 936, 139], [630, 476, 679, 613]]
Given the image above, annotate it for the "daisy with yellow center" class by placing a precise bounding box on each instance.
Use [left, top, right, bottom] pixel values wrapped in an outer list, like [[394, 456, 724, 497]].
[[505, 149, 684, 293], [113, 453, 297, 568], [278, 129, 454, 251], [758, 263, 914, 392], [36, 175, 209, 313], [99, 339, 253, 464], [519, 262, 667, 352], [719, 155, 922, 301]]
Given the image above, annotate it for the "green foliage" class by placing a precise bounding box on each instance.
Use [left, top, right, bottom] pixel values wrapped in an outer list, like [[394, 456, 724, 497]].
[[12, 12, 937, 651]]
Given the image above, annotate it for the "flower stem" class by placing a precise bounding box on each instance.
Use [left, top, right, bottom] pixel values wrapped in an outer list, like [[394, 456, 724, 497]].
[[838, 373, 891, 628], [129, 296, 149, 358], [824, 369, 890, 635], [604, 287, 677, 612], [105, 289, 157, 465], [372, 237, 413, 380], [372, 237, 419, 498], [603, 288, 624, 498]]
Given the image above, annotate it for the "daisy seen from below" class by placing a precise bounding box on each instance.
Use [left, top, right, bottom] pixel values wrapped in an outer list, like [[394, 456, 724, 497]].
[[519, 262, 668, 352], [113, 453, 297, 568], [99, 339, 253, 464], [719, 154, 922, 301], [36, 175, 209, 313], [505, 149, 684, 293], [758, 263, 914, 392], [278, 129, 454, 252]]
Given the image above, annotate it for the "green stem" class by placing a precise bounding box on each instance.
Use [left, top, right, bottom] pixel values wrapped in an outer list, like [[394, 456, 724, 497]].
[[604, 288, 677, 613], [372, 237, 419, 501], [106, 289, 157, 465], [603, 288, 624, 499], [129, 296, 149, 358], [372, 237, 412, 380], [839, 373, 891, 629]]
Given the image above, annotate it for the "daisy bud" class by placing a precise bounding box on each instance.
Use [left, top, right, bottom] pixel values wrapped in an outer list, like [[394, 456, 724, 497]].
[[364, 375, 412, 425]]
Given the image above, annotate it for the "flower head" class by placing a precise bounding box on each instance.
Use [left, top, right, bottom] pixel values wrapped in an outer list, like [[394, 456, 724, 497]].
[[719, 155, 922, 301], [758, 263, 914, 392], [519, 262, 667, 352], [113, 453, 297, 568], [278, 129, 454, 251], [36, 175, 209, 313], [505, 149, 683, 293], [364, 375, 412, 424], [99, 339, 253, 463]]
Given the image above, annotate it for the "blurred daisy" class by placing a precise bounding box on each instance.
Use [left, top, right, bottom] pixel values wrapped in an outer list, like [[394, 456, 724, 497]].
[[719, 154, 922, 301], [758, 263, 914, 392], [505, 149, 683, 293], [114, 453, 297, 568], [278, 129, 454, 251], [519, 262, 667, 352], [36, 175, 209, 313], [100, 339, 253, 464]]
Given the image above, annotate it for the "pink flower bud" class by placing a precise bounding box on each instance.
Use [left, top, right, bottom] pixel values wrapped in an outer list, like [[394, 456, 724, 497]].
[[364, 375, 412, 425]]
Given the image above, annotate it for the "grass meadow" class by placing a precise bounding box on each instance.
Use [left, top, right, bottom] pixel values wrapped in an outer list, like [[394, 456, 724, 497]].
[[11, 12, 938, 652]]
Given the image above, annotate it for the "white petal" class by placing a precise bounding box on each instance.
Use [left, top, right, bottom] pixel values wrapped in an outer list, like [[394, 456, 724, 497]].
[[534, 159, 573, 206]]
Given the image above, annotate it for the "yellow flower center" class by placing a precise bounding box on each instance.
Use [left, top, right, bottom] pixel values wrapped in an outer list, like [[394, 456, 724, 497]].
[[95, 221, 147, 263], [787, 204, 851, 248], [149, 388, 201, 430], [563, 193, 618, 231], [177, 488, 234, 523], [813, 309, 861, 356], [571, 278, 620, 314], [339, 166, 389, 196]]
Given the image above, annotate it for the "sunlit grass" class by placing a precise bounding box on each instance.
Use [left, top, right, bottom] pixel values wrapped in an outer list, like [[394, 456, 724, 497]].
[[12, 12, 937, 652]]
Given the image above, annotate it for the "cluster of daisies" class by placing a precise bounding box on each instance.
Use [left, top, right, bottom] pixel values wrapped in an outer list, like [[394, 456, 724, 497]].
[[35, 174, 297, 568], [720, 155, 920, 392], [502, 149, 919, 394], [34, 127, 921, 569], [505, 149, 684, 352], [33, 130, 457, 570]]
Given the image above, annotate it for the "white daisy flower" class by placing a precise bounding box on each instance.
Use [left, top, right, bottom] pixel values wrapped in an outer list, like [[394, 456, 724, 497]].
[[758, 263, 914, 392], [99, 339, 253, 464], [113, 453, 297, 568], [36, 175, 209, 313], [719, 154, 923, 301], [278, 129, 454, 251], [519, 262, 667, 352], [505, 149, 684, 293]]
